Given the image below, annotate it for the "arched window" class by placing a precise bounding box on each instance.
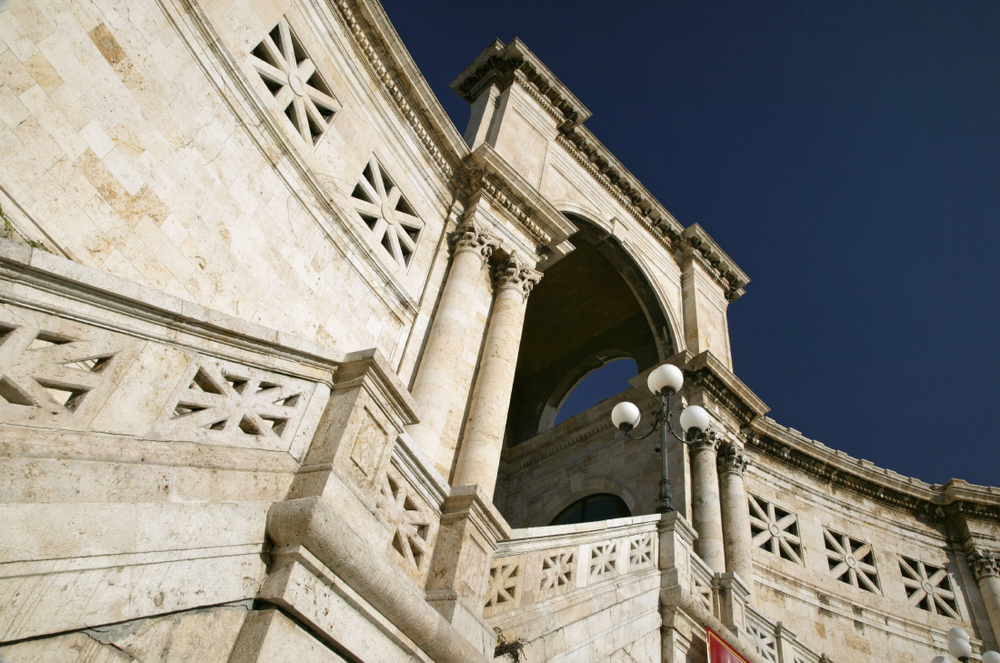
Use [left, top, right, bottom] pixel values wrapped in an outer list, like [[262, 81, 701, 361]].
[[554, 357, 638, 426], [549, 493, 631, 526]]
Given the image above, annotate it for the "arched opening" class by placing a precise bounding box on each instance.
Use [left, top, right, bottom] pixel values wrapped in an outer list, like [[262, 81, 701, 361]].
[[503, 214, 675, 445], [551, 357, 638, 427], [549, 493, 632, 526]]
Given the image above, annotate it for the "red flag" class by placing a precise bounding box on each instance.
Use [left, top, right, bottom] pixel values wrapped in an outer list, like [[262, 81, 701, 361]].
[[707, 626, 750, 663]]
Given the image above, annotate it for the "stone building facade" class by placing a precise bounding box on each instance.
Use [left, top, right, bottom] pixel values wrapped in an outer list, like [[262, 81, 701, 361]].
[[0, 0, 997, 661]]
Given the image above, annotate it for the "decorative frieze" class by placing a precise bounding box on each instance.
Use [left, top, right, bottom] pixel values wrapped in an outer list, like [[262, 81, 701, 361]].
[[589, 541, 619, 581], [539, 550, 575, 598], [0, 309, 135, 428]]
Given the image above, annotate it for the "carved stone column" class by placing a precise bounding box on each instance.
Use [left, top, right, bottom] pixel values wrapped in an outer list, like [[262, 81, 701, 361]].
[[968, 545, 1000, 647], [452, 254, 541, 499], [690, 433, 726, 574], [718, 440, 753, 598], [406, 218, 498, 473]]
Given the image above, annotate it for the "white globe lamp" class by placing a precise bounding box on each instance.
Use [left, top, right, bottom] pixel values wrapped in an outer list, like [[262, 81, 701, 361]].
[[679, 405, 711, 436], [611, 401, 641, 431], [647, 364, 684, 396]]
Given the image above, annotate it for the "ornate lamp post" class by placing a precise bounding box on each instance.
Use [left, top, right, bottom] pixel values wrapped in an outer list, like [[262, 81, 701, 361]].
[[929, 619, 1000, 662], [609, 363, 711, 513]]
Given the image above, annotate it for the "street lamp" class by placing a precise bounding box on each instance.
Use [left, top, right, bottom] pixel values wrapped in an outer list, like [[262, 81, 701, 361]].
[[610, 363, 712, 513], [931, 627, 1000, 663]]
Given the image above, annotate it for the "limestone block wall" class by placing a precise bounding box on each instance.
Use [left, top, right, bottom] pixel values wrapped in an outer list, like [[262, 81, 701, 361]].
[[0, 0, 465, 382], [744, 425, 995, 662]]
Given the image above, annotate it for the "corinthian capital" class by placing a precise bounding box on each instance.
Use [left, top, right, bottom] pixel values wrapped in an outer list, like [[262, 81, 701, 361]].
[[494, 254, 542, 300], [453, 217, 500, 261], [967, 544, 1000, 580], [717, 441, 749, 476]]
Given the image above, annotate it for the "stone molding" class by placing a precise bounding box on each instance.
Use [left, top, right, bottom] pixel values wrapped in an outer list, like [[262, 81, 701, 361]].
[[451, 217, 500, 262], [685, 351, 770, 426], [494, 254, 543, 301], [749, 416, 1000, 522], [967, 545, 1000, 580], [718, 442, 750, 476], [439, 485, 512, 548], [329, 0, 465, 178], [450, 38, 591, 131], [680, 227, 750, 302], [464, 144, 578, 264]]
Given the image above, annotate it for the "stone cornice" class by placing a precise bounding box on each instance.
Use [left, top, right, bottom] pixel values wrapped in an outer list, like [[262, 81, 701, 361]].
[[679, 351, 770, 426], [555, 131, 749, 302], [450, 38, 592, 131], [681, 225, 750, 302], [747, 416, 1000, 520], [330, 0, 468, 178], [464, 144, 577, 261], [440, 485, 512, 545]]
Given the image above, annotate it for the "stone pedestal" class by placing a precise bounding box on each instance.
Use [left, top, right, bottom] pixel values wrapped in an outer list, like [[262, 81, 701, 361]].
[[425, 485, 511, 658], [690, 435, 726, 574], [285, 351, 417, 547], [718, 441, 754, 599], [714, 572, 750, 637], [452, 254, 540, 499], [406, 218, 498, 474]]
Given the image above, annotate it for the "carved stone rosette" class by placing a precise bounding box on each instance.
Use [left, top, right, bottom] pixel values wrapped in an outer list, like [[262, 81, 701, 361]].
[[452, 217, 500, 261], [968, 545, 1000, 580], [494, 254, 542, 300], [717, 441, 750, 476]]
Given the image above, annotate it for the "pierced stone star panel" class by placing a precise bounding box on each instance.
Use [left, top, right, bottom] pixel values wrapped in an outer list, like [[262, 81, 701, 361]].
[[749, 495, 803, 564], [156, 359, 311, 452], [823, 528, 881, 594], [251, 18, 340, 144], [350, 157, 423, 268], [899, 556, 960, 618], [0, 309, 137, 430], [377, 467, 436, 581], [589, 541, 619, 581], [485, 556, 524, 617], [539, 550, 575, 599], [747, 622, 779, 663]]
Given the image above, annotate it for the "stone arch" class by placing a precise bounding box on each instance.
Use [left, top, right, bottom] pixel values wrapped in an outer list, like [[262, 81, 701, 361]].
[[537, 349, 634, 432], [503, 212, 679, 444], [532, 479, 639, 527]]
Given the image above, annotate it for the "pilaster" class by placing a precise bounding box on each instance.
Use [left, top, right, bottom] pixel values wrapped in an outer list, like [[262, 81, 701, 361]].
[[967, 543, 1000, 648]]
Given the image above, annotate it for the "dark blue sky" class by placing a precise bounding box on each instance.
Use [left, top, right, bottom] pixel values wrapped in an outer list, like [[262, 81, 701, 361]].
[[380, 1, 1000, 487]]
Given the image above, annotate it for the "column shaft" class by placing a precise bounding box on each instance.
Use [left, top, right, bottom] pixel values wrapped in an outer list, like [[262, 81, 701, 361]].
[[690, 437, 726, 574], [718, 442, 753, 597], [406, 220, 497, 470], [969, 547, 1000, 648], [452, 256, 540, 499]]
